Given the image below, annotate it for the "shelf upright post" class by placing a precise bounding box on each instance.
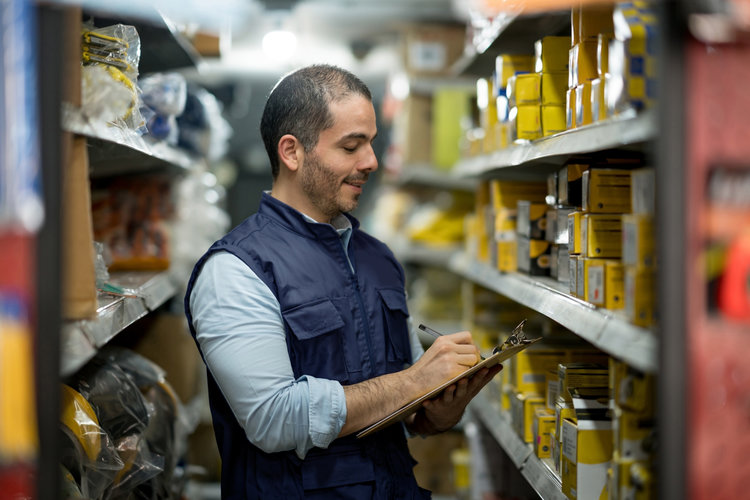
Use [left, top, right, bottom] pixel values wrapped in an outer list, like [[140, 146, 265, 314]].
[[656, 1, 687, 498], [34, 4, 70, 500]]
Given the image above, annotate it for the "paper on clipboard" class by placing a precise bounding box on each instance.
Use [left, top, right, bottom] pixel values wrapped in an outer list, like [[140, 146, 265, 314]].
[[356, 334, 542, 439]]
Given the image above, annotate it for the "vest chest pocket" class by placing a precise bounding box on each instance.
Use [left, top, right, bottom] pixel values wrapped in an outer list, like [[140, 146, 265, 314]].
[[378, 288, 412, 371], [283, 298, 351, 382]]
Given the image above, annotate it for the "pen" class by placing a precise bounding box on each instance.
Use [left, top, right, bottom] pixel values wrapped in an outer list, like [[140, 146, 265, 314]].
[[418, 323, 486, 361], [418, 323, 444, 339]]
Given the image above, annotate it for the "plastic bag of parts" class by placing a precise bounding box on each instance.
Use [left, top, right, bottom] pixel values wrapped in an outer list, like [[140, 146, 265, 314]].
[[74, 358, 151, 444], [177, 86, 232, 161], [105, 433, 165, 500], [140, 72, 188, 145], [170, 170, 231, 279], [80, 23, 146, 133], [97, 347, 187, 499], [63, 348, 189, 499], [60, 384, 124, 500]]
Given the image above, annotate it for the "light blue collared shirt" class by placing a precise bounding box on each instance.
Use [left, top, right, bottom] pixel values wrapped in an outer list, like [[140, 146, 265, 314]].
[[189, 213, 424, 459]]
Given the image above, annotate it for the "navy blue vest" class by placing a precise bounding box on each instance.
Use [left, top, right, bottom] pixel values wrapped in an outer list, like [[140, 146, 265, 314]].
[[185, 193, 430, 499]]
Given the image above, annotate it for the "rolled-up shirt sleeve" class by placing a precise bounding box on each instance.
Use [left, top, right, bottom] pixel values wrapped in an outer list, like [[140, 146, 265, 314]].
[[189, 252, 347, 459]]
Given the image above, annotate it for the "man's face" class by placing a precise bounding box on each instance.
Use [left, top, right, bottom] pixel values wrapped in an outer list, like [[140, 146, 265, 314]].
[[298, 95, 378, 221]]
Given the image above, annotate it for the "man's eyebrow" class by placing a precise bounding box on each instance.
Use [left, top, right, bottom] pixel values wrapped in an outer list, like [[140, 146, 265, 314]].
[[337, 131, 378, 143]]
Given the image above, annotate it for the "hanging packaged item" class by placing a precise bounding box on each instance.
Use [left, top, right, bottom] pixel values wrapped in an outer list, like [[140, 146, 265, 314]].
[[80, 23, 145, 132]]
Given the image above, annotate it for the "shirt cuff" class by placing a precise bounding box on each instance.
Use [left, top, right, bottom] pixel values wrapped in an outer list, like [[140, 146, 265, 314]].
[[302, 375, 347, 450]]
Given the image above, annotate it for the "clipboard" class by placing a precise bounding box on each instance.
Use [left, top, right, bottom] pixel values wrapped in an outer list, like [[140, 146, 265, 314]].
[[356, 322, 542, 439]]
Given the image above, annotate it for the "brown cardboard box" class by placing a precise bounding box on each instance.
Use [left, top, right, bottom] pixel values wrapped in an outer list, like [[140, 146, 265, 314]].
[[132, 313, 204, 405], [402, 23, 466, 77], [396, 94, 432, 165], [408, 430, 466, 495], [61, 7, 97, 320]]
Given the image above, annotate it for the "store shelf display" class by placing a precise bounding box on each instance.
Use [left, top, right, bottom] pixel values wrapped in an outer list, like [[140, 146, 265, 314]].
[[449, 251, 657, 373], [454, 109, 655, 179], [60, 271, 178, 377], [468, 384, 566, 500]]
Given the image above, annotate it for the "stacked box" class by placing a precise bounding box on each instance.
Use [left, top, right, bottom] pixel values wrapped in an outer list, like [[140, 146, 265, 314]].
[[512, 393, 546, 443], [606, 2, 658, 115], [534, 408, 556, 458], [508, 73, 542, 141], [608, 359, 656, 499], [582, 214, 622, 258], [622, 167, 657, 327], [583, 168, 633, 213], [561, 391, 613, 500], [517, 201, 548, 240]]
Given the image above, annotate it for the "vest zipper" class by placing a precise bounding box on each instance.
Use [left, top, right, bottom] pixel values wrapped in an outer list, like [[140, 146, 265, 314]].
[[342, 240, 376, 378]]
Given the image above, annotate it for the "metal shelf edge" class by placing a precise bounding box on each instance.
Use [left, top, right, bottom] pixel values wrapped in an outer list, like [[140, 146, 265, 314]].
[[454, 110, 656, 178], [389, 164, 479, 192], [62, 105, 195, 171], [60, 271, 178, 377], [449, 253, 658, 373], [470, 388, 567, 500]]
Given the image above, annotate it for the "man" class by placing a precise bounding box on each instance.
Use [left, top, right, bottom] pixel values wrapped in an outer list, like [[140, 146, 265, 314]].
[[185, 64, 501, 499]]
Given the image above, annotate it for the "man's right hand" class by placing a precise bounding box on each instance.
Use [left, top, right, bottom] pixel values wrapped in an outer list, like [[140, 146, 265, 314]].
[[405, 331, 481, 395]]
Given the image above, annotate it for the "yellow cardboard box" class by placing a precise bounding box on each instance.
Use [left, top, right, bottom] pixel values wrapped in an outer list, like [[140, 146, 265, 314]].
[[534, 408, 556, 458], [542, 71, 568, 106], [495, 54, 535, 89], [561, 391, 613, 500], [512, 392, 546, 443], [610, 358, 655, 415], [614, 407, 655, 462], [570, 41, 599, 88], [582, 214, 623, 258], [575, 81, 594, 127], [583, 168, 632, 213], [509, 105, 542, 141], [558, 363, 610, 404], [569, 254, 579, 297], [490, 179, 547, 209], [605, 260, 625, 310], [568, 211, 583, 254], [542, 105, 567, 136], [512, 347, 569, 395], [625, 266, 655, 327], [535, 35, 572, 73], [591, 77, 606, 122], [567, 87, 577, 130], [622, 214, 655, 267]]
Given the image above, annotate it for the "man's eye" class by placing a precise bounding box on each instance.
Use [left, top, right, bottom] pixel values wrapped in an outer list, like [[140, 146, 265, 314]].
[[343, 146, 357, 153]]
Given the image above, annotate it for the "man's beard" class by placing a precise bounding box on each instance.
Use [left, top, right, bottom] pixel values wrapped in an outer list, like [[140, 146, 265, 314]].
[[299, 153, 367, 220]]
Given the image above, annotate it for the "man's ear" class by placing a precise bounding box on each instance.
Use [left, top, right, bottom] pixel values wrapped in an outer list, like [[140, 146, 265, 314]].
[[278, 134, 303, 173]]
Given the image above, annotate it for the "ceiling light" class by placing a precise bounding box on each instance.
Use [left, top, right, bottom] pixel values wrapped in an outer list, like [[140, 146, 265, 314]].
[[262, 30, 297, 61]]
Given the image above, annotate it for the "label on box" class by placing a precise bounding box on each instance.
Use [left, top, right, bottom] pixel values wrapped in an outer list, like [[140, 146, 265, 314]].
[[409, 42, 447, 71], [562, 419, 578, 462], [587, 263, 605, 305], [569, 255, 578, 295], [577, 257, 585, 298]]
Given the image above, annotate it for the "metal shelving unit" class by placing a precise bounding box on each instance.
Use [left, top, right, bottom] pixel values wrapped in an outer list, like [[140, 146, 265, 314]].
[[454, 109, 656, 179], [449, 252, 657, 373], [388, 164, 480, 192], [387, 236, 461, 268], [60, 270, 178, 377], [63, 105, 197, 177], [469, 384, 566, 500]]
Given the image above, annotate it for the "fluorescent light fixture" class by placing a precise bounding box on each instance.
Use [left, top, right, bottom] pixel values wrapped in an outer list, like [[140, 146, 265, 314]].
[[262, 30, 297, 61]]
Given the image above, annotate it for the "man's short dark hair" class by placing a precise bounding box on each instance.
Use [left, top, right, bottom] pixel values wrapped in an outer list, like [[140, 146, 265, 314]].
[[260, 64, 372, 179]]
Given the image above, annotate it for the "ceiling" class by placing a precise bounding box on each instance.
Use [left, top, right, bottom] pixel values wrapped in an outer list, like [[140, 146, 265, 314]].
[[190, 0, 469, 80]]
